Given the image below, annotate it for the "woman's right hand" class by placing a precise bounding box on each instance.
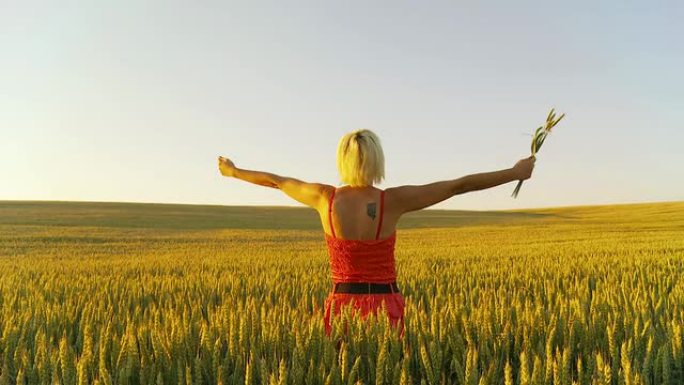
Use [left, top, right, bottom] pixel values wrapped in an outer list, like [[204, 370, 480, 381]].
[[513, 156, 536, 180]]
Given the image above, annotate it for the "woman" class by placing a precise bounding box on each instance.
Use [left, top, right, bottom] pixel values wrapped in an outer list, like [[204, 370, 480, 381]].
[[217, 129, 535, 338]]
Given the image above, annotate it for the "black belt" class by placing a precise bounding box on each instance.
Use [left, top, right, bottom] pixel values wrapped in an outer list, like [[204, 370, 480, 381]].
[[333, 282, 400, 294]]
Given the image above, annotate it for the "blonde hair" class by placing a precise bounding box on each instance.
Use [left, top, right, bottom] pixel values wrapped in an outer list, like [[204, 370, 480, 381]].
[[336, 129, 385, 187]]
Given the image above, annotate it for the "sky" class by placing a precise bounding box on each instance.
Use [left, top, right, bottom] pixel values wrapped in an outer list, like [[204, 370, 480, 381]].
[[1, 0, 682, 211]]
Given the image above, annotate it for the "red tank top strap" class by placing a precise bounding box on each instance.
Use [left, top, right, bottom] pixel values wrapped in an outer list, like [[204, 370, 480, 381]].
[[328, 188, 336, 239], [375, 190, 385, 240]]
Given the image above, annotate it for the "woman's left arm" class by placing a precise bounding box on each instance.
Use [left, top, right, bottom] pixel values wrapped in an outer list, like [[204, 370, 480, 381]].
[[218, 156, 329, 209]]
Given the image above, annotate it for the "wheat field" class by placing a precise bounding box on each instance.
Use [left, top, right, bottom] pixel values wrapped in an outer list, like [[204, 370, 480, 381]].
[[1, 200, 683, 385]]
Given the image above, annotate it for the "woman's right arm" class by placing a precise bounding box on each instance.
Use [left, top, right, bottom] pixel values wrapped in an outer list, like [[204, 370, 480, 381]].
[[387, 156, 535, 214]]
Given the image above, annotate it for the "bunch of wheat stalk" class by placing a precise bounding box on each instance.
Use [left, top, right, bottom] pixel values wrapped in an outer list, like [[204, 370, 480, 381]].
[[512, 108, 566, 198]]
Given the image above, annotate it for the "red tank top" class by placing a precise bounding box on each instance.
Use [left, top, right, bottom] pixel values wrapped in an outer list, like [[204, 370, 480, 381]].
[[324, 188, 398, 283]]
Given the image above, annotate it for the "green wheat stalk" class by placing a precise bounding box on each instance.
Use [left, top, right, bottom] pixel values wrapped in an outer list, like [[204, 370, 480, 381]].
[[512, 108, 565, 198]]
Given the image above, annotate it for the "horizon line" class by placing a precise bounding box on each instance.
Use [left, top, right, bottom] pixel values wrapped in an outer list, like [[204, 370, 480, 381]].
[[1, 198, 682, 213]]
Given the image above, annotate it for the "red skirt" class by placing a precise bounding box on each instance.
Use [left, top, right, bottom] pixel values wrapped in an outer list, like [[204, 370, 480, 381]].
[[323, 291, 405, 338]]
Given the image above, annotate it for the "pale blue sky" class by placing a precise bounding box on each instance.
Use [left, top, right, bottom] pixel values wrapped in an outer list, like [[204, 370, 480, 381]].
[[1, 0, 682, 210]]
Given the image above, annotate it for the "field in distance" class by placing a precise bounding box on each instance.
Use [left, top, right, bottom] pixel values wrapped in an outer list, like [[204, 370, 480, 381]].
[[0, 200, 683, 385]]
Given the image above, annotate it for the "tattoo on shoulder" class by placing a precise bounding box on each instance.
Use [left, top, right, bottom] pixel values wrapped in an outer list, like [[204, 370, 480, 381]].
[[366, 202, 377, 220]]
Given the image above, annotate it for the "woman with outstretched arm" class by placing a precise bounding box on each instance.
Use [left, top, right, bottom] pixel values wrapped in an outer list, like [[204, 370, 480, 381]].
[[218, 129, 535, 338]]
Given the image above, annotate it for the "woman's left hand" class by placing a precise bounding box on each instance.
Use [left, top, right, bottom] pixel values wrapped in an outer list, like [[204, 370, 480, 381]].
[[218, 156, 237, 177]]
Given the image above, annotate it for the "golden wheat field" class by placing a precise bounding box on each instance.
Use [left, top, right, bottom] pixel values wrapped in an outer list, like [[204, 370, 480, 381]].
[[1, 200, 683, 385]]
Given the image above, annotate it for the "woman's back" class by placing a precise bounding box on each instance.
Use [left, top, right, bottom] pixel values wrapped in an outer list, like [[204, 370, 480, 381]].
[[325, 186, 398, 283], [321, 185, 405, 337], [323, 186, 399, 241]]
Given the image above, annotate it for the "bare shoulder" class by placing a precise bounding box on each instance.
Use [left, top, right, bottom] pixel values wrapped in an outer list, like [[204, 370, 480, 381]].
[[384, 180, 460, 214], [319, 184, 336, 196], [297, 180, 335, 194], [278, 178, 335, 211], [383, 186, 411, 215], [314, 183, 337, 208], [314, 183, 336, 201]]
